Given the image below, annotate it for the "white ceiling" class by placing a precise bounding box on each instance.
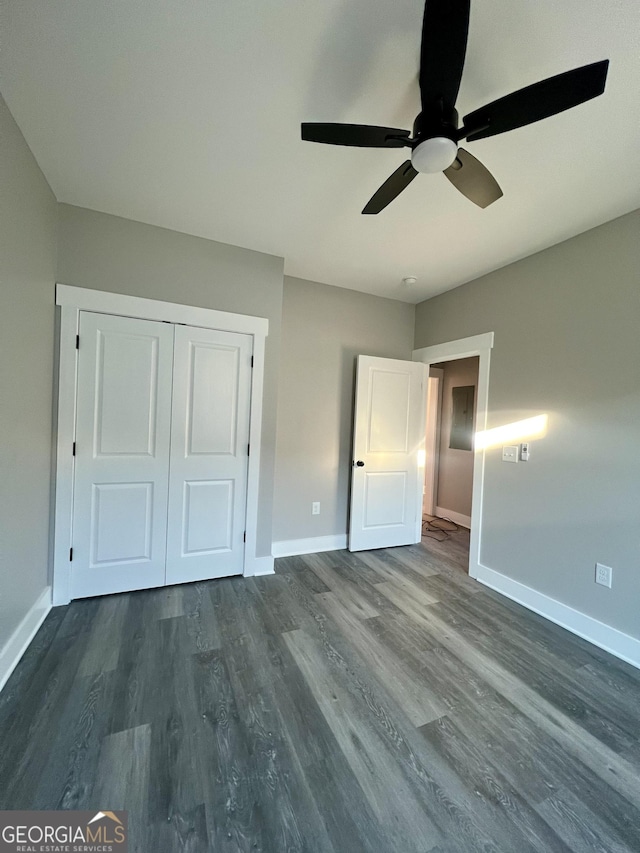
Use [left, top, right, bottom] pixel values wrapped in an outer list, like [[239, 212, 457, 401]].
[[1, 0, 638, 303]]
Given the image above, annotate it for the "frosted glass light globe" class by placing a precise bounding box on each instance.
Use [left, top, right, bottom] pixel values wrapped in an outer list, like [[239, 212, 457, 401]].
[[411, 137, 458, 173]]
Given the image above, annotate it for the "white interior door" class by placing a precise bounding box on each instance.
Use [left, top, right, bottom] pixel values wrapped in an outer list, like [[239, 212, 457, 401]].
[[349, 355, 427, 552], [71, 312, 174, 598], [165, 326, 252, 584]]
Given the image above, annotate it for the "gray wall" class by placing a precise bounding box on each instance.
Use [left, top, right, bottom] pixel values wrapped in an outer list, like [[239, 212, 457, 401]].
[[0, 94, 57, 649], [274, 277, 415, 543], [57, 204, 284, 556], [414, 210, 640, 640], [434, 357, 478, 519]]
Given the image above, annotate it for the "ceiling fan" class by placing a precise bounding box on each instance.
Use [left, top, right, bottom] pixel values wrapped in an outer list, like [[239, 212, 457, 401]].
[[301, 0, 609, 213]]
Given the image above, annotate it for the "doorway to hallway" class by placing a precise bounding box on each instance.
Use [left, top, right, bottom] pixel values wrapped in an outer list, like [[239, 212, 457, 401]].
[[412, 331, 494, 582], [427, 354, 478, 505]]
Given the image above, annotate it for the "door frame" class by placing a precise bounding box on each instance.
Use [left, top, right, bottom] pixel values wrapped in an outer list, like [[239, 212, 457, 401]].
[[52, 284, 269, 605], [413, 332, 494, 579], [423, 368, 443, 517]]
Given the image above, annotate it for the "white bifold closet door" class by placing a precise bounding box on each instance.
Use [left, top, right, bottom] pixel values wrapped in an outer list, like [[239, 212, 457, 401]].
[[165, 325, 252, 585], [72, 312, 174, 598], [70, 312, 252, 600]]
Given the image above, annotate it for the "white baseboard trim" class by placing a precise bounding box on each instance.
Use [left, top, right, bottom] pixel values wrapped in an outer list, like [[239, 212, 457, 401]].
[[0, 586, 52, 694], [476, 564, 640, 671], [244, 555, 275, 577], [434, 507, 471, 529], [272, 534, 348, 559]]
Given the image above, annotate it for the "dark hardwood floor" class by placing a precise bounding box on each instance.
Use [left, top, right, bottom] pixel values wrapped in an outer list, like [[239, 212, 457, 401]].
[[1, 536, 640, 852]]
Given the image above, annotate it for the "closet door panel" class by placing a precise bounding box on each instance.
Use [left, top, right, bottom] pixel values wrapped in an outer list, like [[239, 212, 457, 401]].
[[166, 326, 252, 583], [188, 343, 239, 455], [71, 312, 174, 598]]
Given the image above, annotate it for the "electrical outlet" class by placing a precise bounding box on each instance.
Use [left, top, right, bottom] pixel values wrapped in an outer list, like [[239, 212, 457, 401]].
[[595, 563, 612, 588], [312, 502, 320, 515]]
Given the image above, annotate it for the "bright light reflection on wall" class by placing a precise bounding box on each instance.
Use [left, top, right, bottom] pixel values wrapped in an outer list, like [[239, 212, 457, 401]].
[[475, 414, 548, 450], [417, 449, 426, 467]]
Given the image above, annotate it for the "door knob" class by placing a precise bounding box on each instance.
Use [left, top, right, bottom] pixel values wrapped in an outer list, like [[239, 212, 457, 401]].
[[355, 460, 365, 467]]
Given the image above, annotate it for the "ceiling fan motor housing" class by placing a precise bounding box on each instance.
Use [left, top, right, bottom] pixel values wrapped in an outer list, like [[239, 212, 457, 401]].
[[413, 106, 459, 142], [411, 107, 459, 173]]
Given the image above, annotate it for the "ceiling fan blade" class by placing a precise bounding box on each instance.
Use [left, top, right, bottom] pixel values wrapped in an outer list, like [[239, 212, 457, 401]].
[[362, 161, 418, 214], [444, 148, 502, 208], [461, 59, 609, 142], [301, 123, 411, 148], [419, 0, 470, 110]]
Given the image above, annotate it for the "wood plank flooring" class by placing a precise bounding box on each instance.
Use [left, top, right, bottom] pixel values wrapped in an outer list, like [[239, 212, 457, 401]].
[[1, 536, 639, 852]]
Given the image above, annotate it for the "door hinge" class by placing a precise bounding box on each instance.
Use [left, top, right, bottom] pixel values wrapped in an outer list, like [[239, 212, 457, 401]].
[[75, 334, 80, 349], [247, 443, 250, 456], [250, 356, 254, 368], [72, 441, 76, 456], [69, 547, 73, 561], [243, 531, 246, 543]]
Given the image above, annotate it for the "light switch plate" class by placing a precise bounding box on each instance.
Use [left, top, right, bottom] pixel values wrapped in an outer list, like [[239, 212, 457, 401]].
[[502, 445, 519, 463]]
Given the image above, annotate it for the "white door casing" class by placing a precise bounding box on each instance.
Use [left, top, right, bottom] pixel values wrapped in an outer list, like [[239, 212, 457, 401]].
[[71, 312, 174, 598], [165, 326, 252, 584], [349, 355, 427, 552]]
